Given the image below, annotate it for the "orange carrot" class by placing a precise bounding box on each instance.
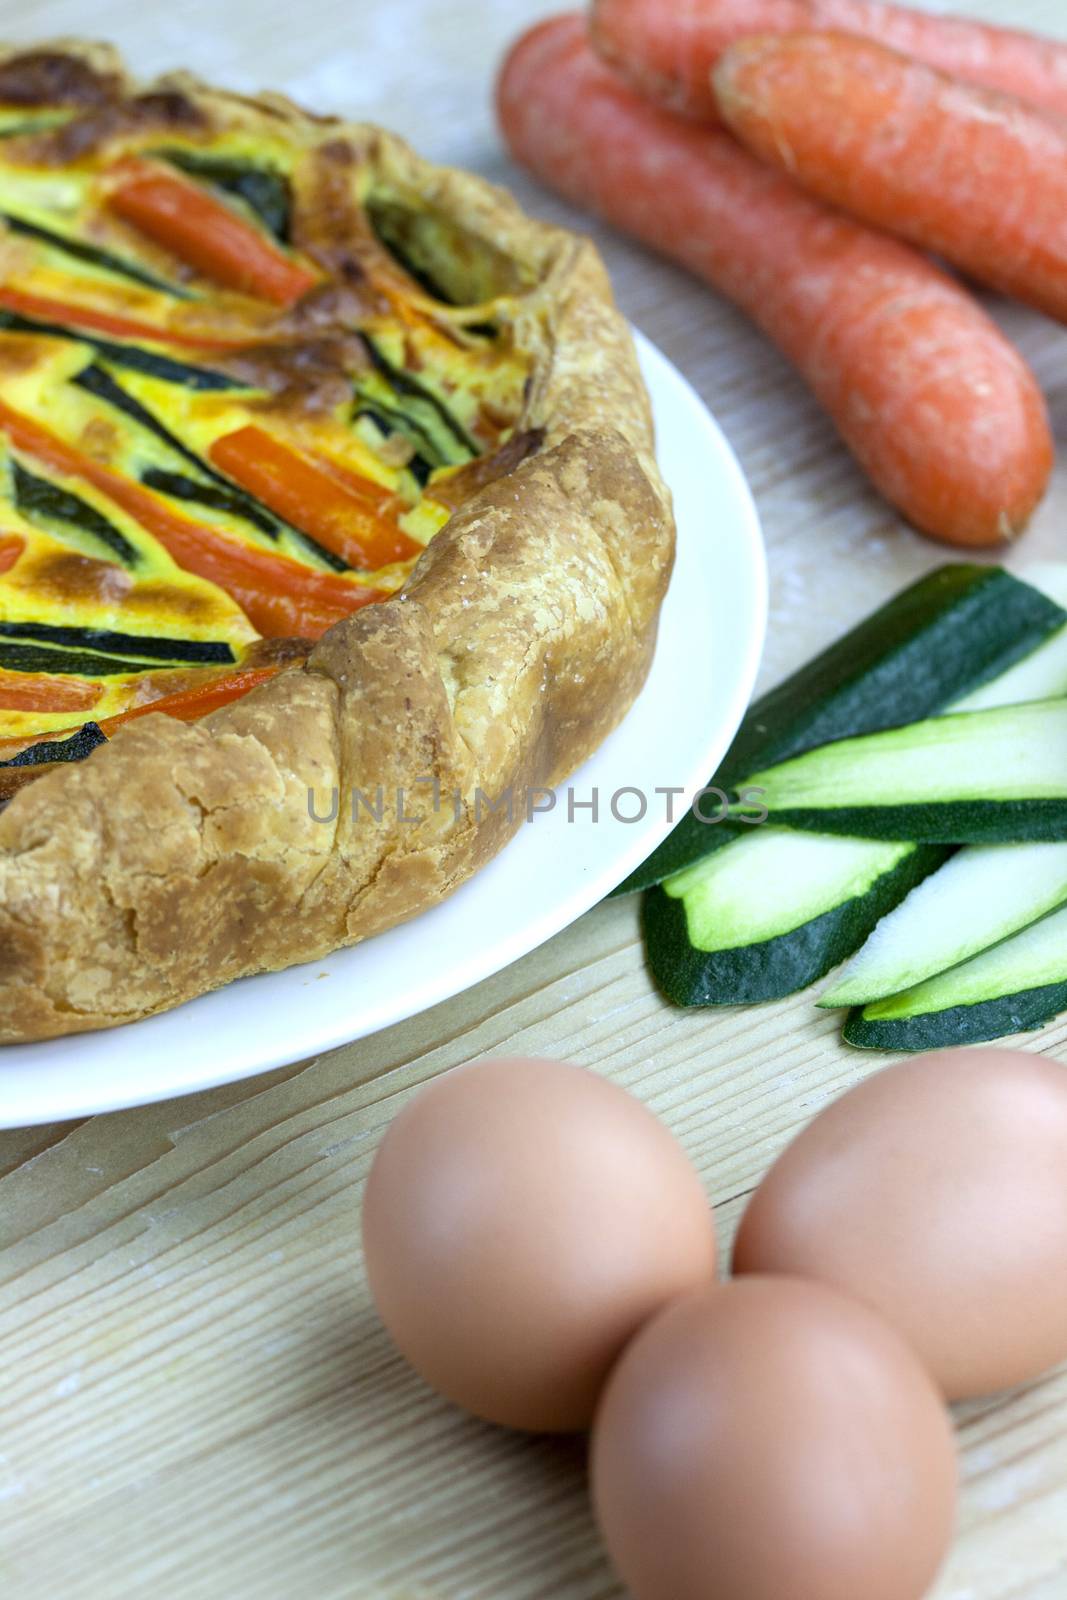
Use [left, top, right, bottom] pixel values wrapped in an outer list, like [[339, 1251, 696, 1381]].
[[715, 32, 1067, 327], [0, 668, 286, 768], [497, 15, 1052, 547], [591, 0, 1067, 123], [99, 665, 281, 730], [0, 286, 245, 350], [107, 159, 318, 308], [0, 671, 103, 714], [0, 534, 24, 574], [209, 426, 421, 570], [313, 452, 399, 512], [0, 400, 387, 638]]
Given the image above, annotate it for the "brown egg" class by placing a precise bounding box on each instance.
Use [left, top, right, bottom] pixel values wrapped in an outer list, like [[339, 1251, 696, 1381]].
[[733, 1047, 1067, 1399], [361, 1055, 717, 1431], [592, 1278, 957, 1600]]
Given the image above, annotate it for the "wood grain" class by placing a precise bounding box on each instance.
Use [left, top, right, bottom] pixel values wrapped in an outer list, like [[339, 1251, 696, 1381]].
[[1, 0, 1066, 1594]]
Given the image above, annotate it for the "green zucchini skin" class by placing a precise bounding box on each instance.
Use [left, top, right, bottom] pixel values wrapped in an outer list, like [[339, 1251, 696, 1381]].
[[139, 466, 281, 537], [155, 150, 293, 243], [362, 338, 479, 460], [843, 983, 1067, 1050], [352, 400, 436, 485], [11, 459, 141, 567], [820, 840, 1067, 1008], [615, 565, 1067, 895], [2, 211, 188, 296], [139, 466, 350, 574], [743, 699, 1067, 844], [0, 622, 235, 664], [78, 365, 263, 522], [0, 722, 106, 768], [363, 197, 497, 335], [75, 366, 352, 573], [0, 642, 184, 675], [760, 800, 1067, 845], [366, 197, 459, 305], [0, 309, 240, 390], [644, 842, 945, 1006], [74, 362, 232, 474], [844, 893, 1067, 1049]]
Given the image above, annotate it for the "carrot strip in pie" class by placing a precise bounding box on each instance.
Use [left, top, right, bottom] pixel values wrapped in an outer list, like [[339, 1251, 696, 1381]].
[[0, 671, 103, 713], [0, 286, 245, 350], [107, 159, 318, 308], [0, 400, 388, 638], [314, 452, 400, 512], [101, 664, 281, 729], [0, 534, 24, 574], [209, 425, 421, 569], [0, 666, 286, 759]]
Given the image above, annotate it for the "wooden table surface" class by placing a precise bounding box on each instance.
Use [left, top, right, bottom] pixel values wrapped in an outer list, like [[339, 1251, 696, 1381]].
[[2, 0, 1067, 1594]]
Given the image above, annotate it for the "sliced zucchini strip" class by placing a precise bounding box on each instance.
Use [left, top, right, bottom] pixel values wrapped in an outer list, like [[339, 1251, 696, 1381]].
[[617, 565, 1065, 895], [155, 149, 292, 243], [0, 308, 240, 390], [2, 210, 189, 296], [844, 902, 1067, 1051], [741, 700, 1067, 844], [956, 610, 1067, 711], [11, 458, 141, 566], [822, 841, 1067, 1008], [0, 642, 185, 675], [665, 830, 918, 952], [0, 622, 235, 665], [75, 365, 351, 572], [361, 338, 479, 462], [0, 722, 106, 767], [647, 830, 944, 1005], [639, 570, 1067, 1007]]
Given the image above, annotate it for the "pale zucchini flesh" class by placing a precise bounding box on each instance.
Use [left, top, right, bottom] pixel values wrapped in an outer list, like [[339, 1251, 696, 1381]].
[[617, 565, 1066, 895], [844, 902, 1067, 1050], [638, 565, 1067, 1009], [646, 837, 943, 1005], [666, 830, 915, 952], [742, 700, 1067, 843], [821, 841, 1067, 1008]]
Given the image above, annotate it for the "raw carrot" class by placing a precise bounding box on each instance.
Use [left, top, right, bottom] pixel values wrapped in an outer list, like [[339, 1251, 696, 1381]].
[[209, 426, 421, 570], [715, 31, 1067, 328], [591, 0, 1067, 123], [0, 671, 103, 714], [496, 15, 1052, 548], [107, 159, 318, 308], [0, 400, 387, 638]]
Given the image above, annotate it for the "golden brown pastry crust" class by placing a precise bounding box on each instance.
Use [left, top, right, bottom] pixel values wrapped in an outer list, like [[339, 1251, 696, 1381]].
[[0, 44, 674, 1041]]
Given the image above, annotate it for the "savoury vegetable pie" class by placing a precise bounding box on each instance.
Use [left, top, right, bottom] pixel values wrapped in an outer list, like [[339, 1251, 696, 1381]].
[[0, 41, 674, 1041]]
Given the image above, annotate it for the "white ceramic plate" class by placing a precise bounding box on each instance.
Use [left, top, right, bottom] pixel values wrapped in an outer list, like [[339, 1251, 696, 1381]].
[[0, 332, 766, 1127]]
